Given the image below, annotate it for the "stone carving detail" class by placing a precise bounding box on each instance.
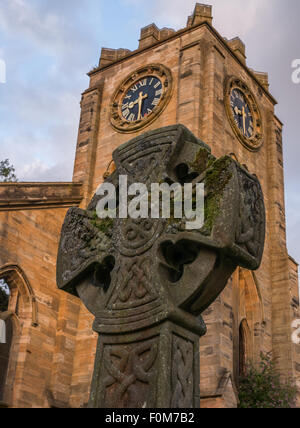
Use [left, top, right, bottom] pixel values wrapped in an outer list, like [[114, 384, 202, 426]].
[[109, 257, 157, 310], [119, 218, 163, 256], [58, 208, 111, 286], [236, 167, 265, 260], [57, 124, 266, 408], [171, 335, 194, 408], [101, 339, 158, 408]]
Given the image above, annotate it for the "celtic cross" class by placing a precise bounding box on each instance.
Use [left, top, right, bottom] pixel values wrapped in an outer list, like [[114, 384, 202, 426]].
[[57, 125, 265, 408]]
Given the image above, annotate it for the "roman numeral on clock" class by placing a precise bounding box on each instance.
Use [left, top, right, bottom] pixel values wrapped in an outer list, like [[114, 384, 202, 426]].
[[152, 98, 160, 106], [123, 109, 130, 119]]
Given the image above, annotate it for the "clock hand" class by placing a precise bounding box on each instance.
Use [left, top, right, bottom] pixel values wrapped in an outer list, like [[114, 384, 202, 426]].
[[129, 99, 138, 109], [137, 92, 148, 120], [242, 106, 246, 135], [128, 92, 148, 119], [234, 106, 242, 116]]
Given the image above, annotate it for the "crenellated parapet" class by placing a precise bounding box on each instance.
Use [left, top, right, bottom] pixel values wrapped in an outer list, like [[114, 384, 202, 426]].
[[187, 3, 213, 27], [98, 3, 214, 70], [225, 37, 247, 65]]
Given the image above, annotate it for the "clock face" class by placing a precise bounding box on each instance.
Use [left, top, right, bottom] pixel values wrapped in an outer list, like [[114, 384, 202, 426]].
[[230, 89, 254, 139], [110, 64, 173, 133], [225, 77, 263, 151], [121, 77, 163, 123]]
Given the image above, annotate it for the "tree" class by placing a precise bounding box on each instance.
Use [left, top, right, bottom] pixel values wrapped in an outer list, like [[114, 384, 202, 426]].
[[238, 352, 297, 408], [0, 159, 17, 182]]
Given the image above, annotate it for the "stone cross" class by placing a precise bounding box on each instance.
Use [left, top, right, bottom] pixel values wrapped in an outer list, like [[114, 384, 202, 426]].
[[57, 125, 265, 408]]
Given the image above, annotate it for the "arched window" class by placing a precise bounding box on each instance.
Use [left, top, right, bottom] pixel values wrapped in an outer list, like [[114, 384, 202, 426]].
[[0, 279, 12, 404], [239, 321, 247, 377], [0, 280, 9, 312], [233, 268, 264, 385], [0, 266, 38, 406], [0, 316, 13, 404]]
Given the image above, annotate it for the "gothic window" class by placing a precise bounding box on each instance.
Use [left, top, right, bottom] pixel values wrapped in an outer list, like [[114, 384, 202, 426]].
[[0, 265, 38, 406], [234, 269, 264, 384], [0, 279, 10, 312], [0, 279, 12, 403], [0, 315, 13, 403], [239, 321, 247, 377]]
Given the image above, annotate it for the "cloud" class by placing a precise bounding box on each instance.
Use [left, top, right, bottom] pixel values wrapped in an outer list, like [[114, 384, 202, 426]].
[[123, 0, 271, 38], [18, 159, 73, 182], [0, 0, 100, 183]]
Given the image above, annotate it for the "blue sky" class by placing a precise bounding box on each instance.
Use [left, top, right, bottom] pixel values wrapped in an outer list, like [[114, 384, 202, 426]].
[[0, 0, 300, 263]]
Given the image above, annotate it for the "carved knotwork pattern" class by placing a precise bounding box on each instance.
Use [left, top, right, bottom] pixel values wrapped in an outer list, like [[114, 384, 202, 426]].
[[171, 335, 194, 408], [119, 218, 163, 256], [60, 208, 110, 283], [109, 257, 157, 310], [102, 339, 158, 408], [236, 168, 265, 257]]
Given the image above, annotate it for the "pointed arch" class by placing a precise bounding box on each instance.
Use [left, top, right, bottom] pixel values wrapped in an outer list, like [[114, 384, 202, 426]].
[[233, 268, 264, 384], [0, 265, 38, 406], [238, 268, 264, 363], [239, 319, 251, 376], [239, 269, 264, 327], [0, 264, 38, 327]]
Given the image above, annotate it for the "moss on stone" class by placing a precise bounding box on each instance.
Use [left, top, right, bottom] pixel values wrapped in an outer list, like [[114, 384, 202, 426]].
[[189, 147, 215, 175], [202, 156, 233, 234], [91, 211, 114, 237]]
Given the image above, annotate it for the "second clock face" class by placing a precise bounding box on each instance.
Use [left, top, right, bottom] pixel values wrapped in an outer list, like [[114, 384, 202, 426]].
[[121, 76, 163, 123], [230, 88, 254, 139]]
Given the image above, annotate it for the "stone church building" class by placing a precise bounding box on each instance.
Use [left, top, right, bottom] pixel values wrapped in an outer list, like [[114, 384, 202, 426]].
[[0, 4, 299, 408]]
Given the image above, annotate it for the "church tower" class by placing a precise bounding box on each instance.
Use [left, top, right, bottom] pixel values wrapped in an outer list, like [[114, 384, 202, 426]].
[[72, 3, 300, 407], [0, 3, 299, 408]]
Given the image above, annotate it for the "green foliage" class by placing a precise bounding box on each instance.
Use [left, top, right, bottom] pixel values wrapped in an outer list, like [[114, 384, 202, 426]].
[[0, 159, 17, 182], [91, 211, 114, 237], [238, 353, 298, 408], [0, 280, 9, 312]]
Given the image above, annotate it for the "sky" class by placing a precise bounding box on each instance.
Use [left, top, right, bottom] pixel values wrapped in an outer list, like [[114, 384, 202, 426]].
[[0, 0, 299, 262]]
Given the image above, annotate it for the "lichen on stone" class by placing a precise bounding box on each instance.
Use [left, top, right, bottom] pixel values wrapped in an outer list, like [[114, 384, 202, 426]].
[[90, 211, 114, 238], [202, 156, 233, 234], [189, 147, 215, 175]]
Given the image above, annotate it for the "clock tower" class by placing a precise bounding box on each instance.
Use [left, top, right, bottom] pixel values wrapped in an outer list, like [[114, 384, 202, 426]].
[[71, 3, 300, 408], [1, 2, 298, 409]]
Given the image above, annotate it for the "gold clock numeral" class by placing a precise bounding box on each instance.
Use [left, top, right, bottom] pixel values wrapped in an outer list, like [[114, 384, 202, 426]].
[[123, 109, 130, 119], [124, 94, 132, 100], [139, 79, 147, 87], [152, 98, 160, 106], [149, 78, 154, 85], [147, 108, 153, 114], [122, 103, 129, 110], [131, 85, 138, 93], [154, 81, 161, 89], [128, 113, 135, 122], [155, 89, 163, 97]]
